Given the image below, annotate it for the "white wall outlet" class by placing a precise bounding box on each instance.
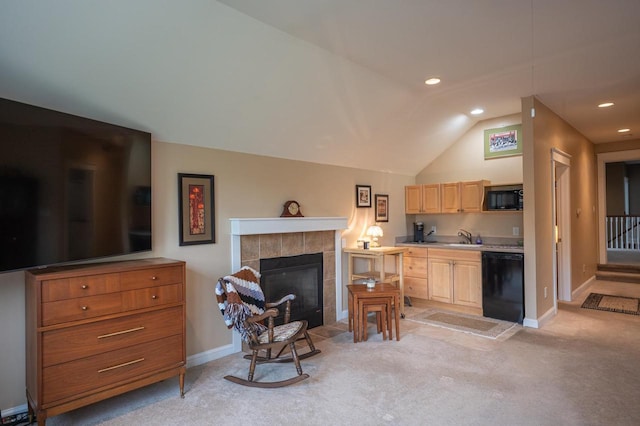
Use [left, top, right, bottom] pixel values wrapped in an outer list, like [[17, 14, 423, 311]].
[[544, 286, 548, 299], [513, 226, 520, 236], [431, 226, 437, 234]]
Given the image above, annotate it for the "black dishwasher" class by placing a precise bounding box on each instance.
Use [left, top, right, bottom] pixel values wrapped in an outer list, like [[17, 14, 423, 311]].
[[481, 252, 524, 324]]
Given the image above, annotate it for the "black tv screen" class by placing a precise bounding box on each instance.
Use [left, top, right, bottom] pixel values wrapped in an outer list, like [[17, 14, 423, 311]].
[[0, 97, 152, 273]]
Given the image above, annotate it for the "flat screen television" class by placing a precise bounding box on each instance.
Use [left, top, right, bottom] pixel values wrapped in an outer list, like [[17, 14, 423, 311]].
[[0, 97, 152, 273]]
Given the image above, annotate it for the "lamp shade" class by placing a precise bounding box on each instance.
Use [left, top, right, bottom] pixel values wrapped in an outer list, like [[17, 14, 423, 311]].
[[366, 225, 383, 247]]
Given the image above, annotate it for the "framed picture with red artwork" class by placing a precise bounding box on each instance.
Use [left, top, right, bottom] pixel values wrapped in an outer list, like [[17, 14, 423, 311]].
[[178, 173, 215, 245]]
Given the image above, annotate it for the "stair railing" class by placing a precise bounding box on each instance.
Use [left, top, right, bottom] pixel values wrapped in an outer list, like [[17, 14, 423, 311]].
[[606, 215, 640, 250]]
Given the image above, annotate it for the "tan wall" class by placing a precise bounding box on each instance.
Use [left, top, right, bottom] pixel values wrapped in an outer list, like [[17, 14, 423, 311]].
[[593, 138, 640, 153], [412, 114, 524, 240], [605, 163, 626, 215], [524, 97, 599, 321], [0, 142, 413, 411]]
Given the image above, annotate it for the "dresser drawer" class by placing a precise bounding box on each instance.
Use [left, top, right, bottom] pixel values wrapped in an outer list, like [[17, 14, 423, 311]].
[[42, 334, 184, 404], [42, 293, 123, 326], [42, 273, 121, 302], [404, 247, 429, 258], [122, 283, 182, 311], [42, 306, 184, 367], [405, 277, 429, 299], [120, 266, 183, 290], [404, 256, 428, 277]]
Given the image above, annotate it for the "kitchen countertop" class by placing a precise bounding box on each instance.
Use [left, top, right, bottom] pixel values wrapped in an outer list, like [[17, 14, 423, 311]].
[[396, 241, 524, 253]]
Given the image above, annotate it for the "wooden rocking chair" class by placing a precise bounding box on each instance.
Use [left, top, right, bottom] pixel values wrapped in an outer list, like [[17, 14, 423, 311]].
[[215, 266, 321, 388]]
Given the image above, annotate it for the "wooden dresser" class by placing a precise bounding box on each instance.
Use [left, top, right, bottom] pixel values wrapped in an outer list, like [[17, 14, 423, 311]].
[[25, 258, 186, 426]]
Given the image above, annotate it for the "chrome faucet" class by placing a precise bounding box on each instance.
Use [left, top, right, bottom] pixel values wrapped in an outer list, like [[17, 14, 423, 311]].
[[457, 229, 473, 244]]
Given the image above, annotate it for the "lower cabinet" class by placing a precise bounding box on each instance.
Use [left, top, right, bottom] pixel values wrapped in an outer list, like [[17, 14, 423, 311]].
[[403, 247, 429, 299], [427, 248, 482, 308], [25, 258, 186, 426]]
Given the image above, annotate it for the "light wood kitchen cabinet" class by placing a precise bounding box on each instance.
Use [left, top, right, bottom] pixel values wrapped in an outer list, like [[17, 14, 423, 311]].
[[441, 180, 489, 213], [427, 248, 482, 308], [25, 258, 186, 426], [405, 184, 440, 214], [403, 247, 429, 299]]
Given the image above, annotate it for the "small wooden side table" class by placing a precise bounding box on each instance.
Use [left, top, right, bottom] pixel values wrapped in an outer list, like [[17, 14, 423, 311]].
[[343, 246, 407, 318], [347, 283, 401, 342]]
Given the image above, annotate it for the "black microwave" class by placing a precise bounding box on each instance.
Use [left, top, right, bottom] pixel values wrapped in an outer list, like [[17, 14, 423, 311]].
[[486, 189, 523, 210]]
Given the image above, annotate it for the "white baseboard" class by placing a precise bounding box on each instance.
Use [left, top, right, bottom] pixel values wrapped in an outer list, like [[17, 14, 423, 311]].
[[186, 342, 237, 368], [572, 275, 595, 300], [523, 305, 556, 329], [1, 403, 28, 418], [338, 309, 348, 322]]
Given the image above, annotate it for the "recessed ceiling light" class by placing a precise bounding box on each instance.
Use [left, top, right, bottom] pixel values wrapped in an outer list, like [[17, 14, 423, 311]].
[[470, 108, 484, 115], [425, 77, 441, 85], [618, 128, 631, 133], [598, 102, 614, 108]]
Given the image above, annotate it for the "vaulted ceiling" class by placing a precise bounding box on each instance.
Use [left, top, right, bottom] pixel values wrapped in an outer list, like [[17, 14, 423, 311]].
[[1, 1, 639, 175]]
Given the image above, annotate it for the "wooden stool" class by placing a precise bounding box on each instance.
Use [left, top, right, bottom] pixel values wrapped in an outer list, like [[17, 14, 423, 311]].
[[358, 296, 393, 341]]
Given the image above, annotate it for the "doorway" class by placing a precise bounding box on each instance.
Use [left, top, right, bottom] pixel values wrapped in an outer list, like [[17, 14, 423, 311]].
[[597, 149, 640, 265], [551, 148, 572, 306]]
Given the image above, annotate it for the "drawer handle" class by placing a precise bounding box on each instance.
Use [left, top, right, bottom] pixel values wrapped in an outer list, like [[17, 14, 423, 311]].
[[81, 285, 88, 289], [98, 358, 145, 373], [81, 306, 88, 311], [97, 326, 145, 339], [151, 276, 158, 280], [151, 295, 157, 300]]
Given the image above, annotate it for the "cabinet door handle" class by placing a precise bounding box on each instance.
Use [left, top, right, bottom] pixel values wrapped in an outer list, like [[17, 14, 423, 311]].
[[81, 285, 88, 289], [81, 306, 88, 311], [98, 358, 145, 373], [151, 276, 158, 280], [97, 326, 145, 339], [151, 295, 157, 300]]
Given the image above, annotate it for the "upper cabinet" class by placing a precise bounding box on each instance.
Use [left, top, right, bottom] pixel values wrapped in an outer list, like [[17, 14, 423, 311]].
[[405, 184, 440, 214], [441, 180, 489, 213], [406, 180, 524, 214]]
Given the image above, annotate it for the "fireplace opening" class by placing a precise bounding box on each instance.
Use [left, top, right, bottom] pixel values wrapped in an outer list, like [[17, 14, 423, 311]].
[[260, 253, 323, 329]]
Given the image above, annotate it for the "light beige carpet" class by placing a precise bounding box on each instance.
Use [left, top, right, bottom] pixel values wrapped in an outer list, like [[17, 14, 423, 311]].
[[406, 308, 518, 339], [581, 292, 640, 315], [41, 298, 640, 426]]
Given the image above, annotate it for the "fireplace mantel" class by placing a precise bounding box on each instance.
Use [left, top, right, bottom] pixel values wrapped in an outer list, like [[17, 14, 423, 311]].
[[230, 217, 348, 235], [229, 216, 348, 353]]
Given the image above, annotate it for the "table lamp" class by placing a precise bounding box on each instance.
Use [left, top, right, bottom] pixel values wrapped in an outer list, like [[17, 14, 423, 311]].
[[366, 225, 383, 248]]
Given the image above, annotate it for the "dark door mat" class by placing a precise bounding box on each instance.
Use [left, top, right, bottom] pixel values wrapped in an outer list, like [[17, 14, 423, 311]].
[[581, 293, 640, 315]]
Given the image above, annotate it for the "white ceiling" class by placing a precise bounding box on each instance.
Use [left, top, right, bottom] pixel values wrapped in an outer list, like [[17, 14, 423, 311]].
[[1, 1, 639, 175], [218, 0, 640, 140]]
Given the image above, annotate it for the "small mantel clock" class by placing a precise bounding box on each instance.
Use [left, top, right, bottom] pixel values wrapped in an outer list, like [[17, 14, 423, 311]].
[[280, 200, 304, 217]]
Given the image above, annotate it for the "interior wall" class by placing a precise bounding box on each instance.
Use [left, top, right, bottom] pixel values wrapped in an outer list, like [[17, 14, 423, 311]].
[[605, 163, 627, 215], [0, 141, 413, 412], [628, 164, 640, 214], [526, 97, 598, 322], [597, 141, 640, 212], [593, 138, 640, 154], [411, 113, 524, 240]]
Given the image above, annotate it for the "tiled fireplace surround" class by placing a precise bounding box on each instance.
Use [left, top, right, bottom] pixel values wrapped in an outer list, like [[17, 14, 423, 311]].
[[230, 217, 348, 328]]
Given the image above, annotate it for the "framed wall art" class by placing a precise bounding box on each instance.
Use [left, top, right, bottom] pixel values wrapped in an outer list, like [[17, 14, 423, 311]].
[[484, 124, 523, 159], [178, 173, 215, 245], [375, 194, 389, 222], [355, 184, 372, 208]]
